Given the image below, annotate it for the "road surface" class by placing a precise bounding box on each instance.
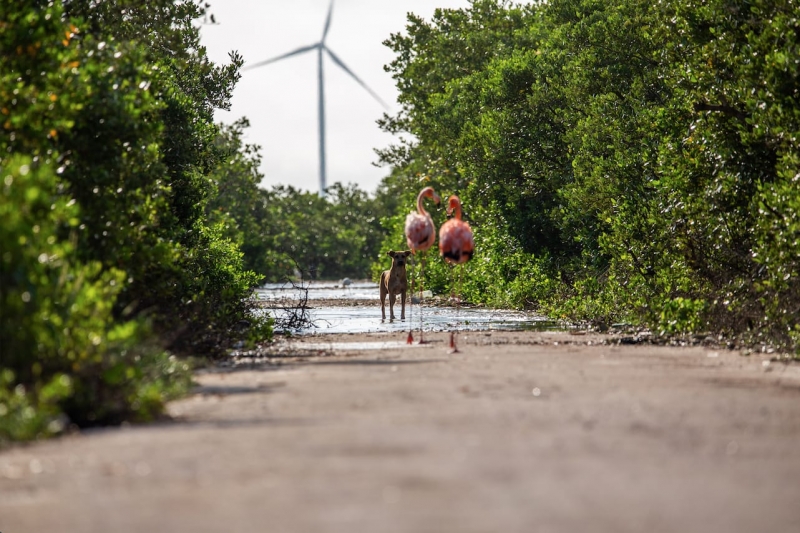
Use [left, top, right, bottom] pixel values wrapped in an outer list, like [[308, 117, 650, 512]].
[[2, 330, 800, 532]]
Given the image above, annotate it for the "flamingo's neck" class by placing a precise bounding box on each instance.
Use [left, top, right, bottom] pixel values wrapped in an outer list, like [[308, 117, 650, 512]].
[[450, 198, 462, 220], [417, 193, 428, 216], [417, 188, 434, 215]]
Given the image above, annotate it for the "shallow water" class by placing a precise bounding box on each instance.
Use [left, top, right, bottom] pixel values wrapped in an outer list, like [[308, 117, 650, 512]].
[[260, 280, 379, 302], [257, 281, 553, 335]]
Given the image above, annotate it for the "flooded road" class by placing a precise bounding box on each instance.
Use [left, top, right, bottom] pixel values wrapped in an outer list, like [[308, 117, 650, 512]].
[[257, 281, 553, 335]]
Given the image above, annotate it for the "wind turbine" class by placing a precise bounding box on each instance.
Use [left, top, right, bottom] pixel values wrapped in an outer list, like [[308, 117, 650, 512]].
[[244, 0, 389, 197]]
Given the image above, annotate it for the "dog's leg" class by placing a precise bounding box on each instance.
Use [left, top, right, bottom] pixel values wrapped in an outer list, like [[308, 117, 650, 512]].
[[389, 292, 396, 320], [380, 272, 387, 320], [400, 288, 406, 320]]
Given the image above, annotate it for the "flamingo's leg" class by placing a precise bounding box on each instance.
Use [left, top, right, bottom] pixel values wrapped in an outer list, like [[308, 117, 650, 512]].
[[419, 254, 426, 344]]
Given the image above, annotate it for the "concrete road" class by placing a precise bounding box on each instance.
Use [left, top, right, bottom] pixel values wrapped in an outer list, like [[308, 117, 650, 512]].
[[2, 330, 800, 532]]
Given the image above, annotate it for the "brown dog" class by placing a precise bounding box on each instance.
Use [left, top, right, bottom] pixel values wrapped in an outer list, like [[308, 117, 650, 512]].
[[380, 250, 412, 320]]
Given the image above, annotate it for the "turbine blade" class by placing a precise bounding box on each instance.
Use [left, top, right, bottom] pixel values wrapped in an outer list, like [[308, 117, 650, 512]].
[[321, 0, 334, 42], [244, 43, 319, 71], [324, 47, 390, 109]]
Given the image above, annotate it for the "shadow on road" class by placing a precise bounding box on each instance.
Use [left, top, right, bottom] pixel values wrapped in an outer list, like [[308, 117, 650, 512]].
[[169, 416, 315, 430], [308, 358, 445, 367], [192, 383, 286, 396]]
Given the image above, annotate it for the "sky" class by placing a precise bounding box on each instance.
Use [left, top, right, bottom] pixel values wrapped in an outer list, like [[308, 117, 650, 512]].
[[200, 0, 471, 195]]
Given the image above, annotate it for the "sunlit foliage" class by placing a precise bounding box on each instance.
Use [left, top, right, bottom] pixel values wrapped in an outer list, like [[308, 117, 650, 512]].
[[0, 0, 269, 442], [377, 0, 799, 351], [256, 183, 387, 281]]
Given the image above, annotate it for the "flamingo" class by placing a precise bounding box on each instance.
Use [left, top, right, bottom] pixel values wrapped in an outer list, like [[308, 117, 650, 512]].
[[439, 195, 474, 352], [405, 186, 441, 252], [439, 195, 474, 264], [403, 186, 440, 344]]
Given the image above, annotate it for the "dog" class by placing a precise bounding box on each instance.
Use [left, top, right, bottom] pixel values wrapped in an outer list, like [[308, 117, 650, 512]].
[[380, 250, 412, 320]]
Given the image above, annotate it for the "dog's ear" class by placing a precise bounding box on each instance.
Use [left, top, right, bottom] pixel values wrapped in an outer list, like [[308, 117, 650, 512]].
[[403, 250, 412, 257], [387, 250, 395, 258]]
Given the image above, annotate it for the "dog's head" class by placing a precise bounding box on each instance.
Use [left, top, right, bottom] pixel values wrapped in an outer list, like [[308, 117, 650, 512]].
[[387, 250, 412, 268]]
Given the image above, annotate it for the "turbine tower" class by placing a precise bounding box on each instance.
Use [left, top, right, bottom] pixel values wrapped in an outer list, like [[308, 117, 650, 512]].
[[244, 0, 388, 197]]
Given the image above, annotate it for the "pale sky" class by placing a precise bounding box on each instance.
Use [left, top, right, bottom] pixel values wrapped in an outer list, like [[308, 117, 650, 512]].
[[200, 0, 471, 194]]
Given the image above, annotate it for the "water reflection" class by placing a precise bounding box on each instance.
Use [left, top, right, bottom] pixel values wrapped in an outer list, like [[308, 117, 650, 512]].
[[257, 282, 553, 335], [259, 280, 379, 301]]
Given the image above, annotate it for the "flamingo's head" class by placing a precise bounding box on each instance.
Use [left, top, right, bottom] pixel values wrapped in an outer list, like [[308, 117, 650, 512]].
[[420, 186, 441, 205], [446, 195, 462, 217]]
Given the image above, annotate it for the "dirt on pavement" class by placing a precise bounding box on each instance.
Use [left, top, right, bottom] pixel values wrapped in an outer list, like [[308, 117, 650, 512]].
[[2, 330, 800, 533]]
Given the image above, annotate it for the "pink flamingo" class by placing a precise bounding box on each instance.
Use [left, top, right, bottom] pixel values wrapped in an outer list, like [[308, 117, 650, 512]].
[[404, 186, 440, 344], [439, 195, 474, 265], [405, 186, 441, 252], [439, 195, 474, 352]]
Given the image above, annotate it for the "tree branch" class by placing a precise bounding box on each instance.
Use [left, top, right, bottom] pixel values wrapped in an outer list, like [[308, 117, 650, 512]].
[[693, 102, 749, 122]]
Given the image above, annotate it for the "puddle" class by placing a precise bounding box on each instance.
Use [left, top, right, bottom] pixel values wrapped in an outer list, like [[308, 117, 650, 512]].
[[257, 282, 555, 335]]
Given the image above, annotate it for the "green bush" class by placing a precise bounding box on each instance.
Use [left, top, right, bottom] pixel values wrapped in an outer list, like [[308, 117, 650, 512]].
[[0, 156, 192, 442], [374, 0, 800, 352], [1, 1, 272, 442], [0, 370, 72, 444], [655, 297, 708, 337]]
